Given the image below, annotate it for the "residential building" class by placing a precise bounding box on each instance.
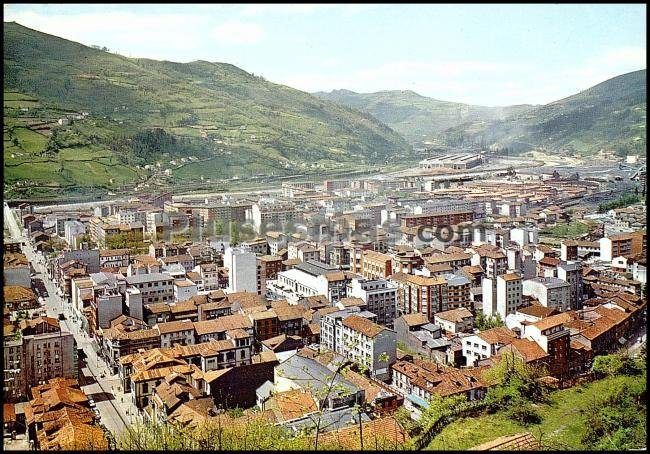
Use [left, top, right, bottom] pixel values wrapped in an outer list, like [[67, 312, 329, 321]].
[[557, 261, 583, 310], [347, 277, 398, 326], [462, 326, 517, 366], [443, 273, 471, 310], [20, 317, 78, 393], [483, 273, 523, 320], [390, 273, 449, 320], [339, 315, 397, 380], [434, 307, 474, 334], [252, 201, 297, 234], [361, 250, 393, 279], [391, 359, 486, 404], [224, 245, 258, 293], [522, 277, 572, 312], [125, 272, 175, 305]]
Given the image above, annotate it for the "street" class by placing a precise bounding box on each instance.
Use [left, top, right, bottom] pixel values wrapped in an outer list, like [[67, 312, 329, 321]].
[[4, 203, 138, 438]]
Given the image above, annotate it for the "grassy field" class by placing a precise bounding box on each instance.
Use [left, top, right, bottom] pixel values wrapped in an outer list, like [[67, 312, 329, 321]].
[[426, 373, 646, 450], [540, 220, 593, 239]]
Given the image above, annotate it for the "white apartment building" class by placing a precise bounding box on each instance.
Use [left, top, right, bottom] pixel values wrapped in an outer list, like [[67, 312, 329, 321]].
[[339, 315, 396, 381], [125, 272, 175, 305], [510, 227, 539, 248], [319, 308, 395, 381], [347, 278, 398, 326], [64, 220, 86, 249], [194, 263, 219, 291], [224, 245, 257, 293], [482, 273, 522, 320], [462, 327, 517, 366], [556, 261, 583, 310], [266, 232, 287, 256], [522, 277, 571, 312], [273, 261, 349, 304], [174, 278, 198, 302], [288, 241, 320, 262], [117, 210, 148, 226]]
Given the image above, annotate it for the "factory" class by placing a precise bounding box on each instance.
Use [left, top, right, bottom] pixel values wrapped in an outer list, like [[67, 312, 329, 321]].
[[419, 153, 483, 170]]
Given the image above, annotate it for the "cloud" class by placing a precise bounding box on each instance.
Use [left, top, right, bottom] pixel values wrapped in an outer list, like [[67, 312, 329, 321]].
[[3, 8, 265, 60], [211, 21, 265, 45], [238, 4, 374, 16], [3, 9, 207, 57]]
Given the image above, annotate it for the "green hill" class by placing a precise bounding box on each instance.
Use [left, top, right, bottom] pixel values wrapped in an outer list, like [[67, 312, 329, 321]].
[[313, 89, 532, 145], [3, 22, 412, 199], [441, 70, 646, 156]]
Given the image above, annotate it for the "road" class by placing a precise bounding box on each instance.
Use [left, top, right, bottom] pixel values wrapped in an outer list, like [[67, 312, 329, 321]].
[[4, 202, 138, 438]]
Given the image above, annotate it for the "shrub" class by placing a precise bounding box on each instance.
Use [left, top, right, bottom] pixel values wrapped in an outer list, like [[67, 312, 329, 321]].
[[506, 399, 541, 425]]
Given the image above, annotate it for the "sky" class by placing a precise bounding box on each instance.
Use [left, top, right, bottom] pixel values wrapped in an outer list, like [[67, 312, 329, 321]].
[[4, 3, 646, 106]]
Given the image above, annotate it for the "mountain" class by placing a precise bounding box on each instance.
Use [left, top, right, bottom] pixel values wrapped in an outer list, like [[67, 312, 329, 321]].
[[313, 89, 533, 145], [441, 69, 646, 156], [3, 22, 412, 199]]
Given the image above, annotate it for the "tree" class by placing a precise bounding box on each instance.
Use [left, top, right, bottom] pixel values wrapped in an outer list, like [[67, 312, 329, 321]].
[[482, 351, 547, 412], [475, 312, 504, 330], [229, 221, 239, 246]]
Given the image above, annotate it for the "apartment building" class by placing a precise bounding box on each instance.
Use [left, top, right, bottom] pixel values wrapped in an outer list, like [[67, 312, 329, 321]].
[[390, 273, 449, 320], [470, 245, 508, 279], [361, 250, 393, 279], [257, 255, 284, 295], [433, 307, 474, 334], [64, 220, 86, 249], [99, 248, 131, 268], [224, 245, 258, 293], [522, 277, 572, 312], [347, 277, 398, 326], [557, 261, 583, 310], [391, 359, 486, 404], [443, 273, 471, 310], [252, 201, 297, 233], [125, 272, 175, 305], [194, 263, 220, 291], [20, 317, 78, 394], [462, 326, 517, 366], [483, 273, 523, 320], [157, 319, 196, 348], [600, 231, 646, 261], [400, 211, 474, 229], [338, 314, 396, 380], [4, 251, 30, 287]]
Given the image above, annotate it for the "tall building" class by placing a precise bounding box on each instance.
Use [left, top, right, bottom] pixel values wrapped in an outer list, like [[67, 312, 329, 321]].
[[443, 273, 472, 310], [64, 220, 86, 249], [522, 277, 571, 312], [557, 261, 583, 310], [251, 201, 297, 234], [361, 250, 394, 280], [390, 274, 448, 321], [347, 278, 398, 326], [483, 273, 522, 320], [224, 245, 258, 293], [20, 317, 78, 394]]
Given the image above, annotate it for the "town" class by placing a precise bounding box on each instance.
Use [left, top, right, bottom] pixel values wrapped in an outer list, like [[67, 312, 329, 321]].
[[3, 153, 646, 450]]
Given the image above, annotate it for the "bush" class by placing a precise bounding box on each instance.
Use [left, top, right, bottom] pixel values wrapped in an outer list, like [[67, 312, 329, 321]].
[[592, 353, 645, 378], [506, 399, 541, 425]]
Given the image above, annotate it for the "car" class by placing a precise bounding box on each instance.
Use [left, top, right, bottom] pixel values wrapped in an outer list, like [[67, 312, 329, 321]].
[[88, 398, 96, 408]]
